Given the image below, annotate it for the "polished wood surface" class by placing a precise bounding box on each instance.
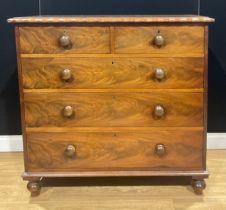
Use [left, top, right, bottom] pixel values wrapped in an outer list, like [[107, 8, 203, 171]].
[[18, 26, 205, 55], [23, 88, 204, 93], [9, 15, 213, 195], [24, 92, 203, 127], [26, 129, 203, 172], [15, 27, 29, 171], [7, 15, 215, 23], [203, 26, 209, 170], [21, 53, 205, 58], [22, 170, 209, 178], [26, 126, 203, 133], [21, 57, 204, 89], [19, 27, 110, 54], [115, 26, 204, 54], [0, 150, 224, 209]]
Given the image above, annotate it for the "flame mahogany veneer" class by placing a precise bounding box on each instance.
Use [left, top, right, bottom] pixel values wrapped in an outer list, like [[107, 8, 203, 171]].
[[8, 15, 214, 196]]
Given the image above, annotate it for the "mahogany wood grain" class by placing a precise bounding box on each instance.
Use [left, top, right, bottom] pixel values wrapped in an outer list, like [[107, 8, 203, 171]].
[[26, 126, 203, 133], [21, 53, 204, 58], [203, 26, 209, 169], [26, 129, 204, 172], [19, 27, 110, 54], [7, 15, 214, 24], [24, 92, 203, 127], [8, 15, 214, 194], [115, 26, 204, 54], [21, 57, 204, 89], [23, 88, 204, 93], [15, 27, 29, 171], [22, 170, 209, 178]]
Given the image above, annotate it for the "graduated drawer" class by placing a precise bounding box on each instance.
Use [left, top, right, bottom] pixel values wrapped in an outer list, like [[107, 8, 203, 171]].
[[19, 27, 110, 54], [21, 57, 204, 89], [24, 92, 203, 127], [114, 26, 204, 54], [26, 129, 204, 172]]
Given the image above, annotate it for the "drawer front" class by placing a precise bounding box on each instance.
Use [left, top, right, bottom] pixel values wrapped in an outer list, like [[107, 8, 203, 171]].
[[19, 27, 110, 54], [22, 57, 204, 89], [27, 129, 204, 172], [24, 92, 203, 127], [114, 26, 204, 54]]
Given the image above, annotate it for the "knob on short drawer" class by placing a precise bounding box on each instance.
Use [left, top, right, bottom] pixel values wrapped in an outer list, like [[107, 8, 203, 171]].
[[153, 105, 165, 118], [65, 144, 76, 158], [59, 32, 72, 49], [61, 69, 72, 81], [155, 144, 166, 157], [62, 105, 74, 118], [154, 68, 166, 81], [153, 31, 165, 47]]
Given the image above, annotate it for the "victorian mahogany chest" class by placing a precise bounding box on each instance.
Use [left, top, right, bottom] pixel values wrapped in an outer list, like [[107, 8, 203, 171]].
[[8, 15, 214, 195]]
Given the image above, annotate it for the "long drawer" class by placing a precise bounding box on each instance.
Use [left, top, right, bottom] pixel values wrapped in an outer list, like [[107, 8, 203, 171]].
[[24, 92, 203, 127], [26, 129, 204, 172], [114, 26, 204, 54], [21, 57, 204, 89], [19, 27, 110, 54]]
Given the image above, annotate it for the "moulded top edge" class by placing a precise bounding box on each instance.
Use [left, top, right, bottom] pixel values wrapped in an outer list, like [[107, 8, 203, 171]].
[[7, 15, 215, 24]]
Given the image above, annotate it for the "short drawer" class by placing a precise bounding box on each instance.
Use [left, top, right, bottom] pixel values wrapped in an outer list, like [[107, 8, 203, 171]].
[[24, 92, 203, 127], [114, 26, 204, 54], [26, 129, 204, 172], [21, 57, 204, 89], [19, 27, 110, 54]]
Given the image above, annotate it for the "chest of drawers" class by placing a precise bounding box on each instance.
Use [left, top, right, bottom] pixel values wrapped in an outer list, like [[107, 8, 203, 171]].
[[8, 15, 214, 196]]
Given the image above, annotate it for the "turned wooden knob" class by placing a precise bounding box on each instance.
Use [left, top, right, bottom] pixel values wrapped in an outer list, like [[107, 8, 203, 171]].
[[65, 144, 76, 158], [153, 32, 165, 47], [154, 68, 166, 80], [61, 69, 72, 81], [59, 32, 72, 49], [62, 105, 74, 118], [155, 144, 166, 156], [153, 105, 165, 118]]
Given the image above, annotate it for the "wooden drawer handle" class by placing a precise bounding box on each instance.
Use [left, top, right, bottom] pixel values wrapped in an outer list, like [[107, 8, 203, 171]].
[[153, 31, 165, 47], [61, 69, 72, 81], [65, 144, 76, 158], [155, 144, 166, 157], [59, 32, 72, 49], [154, 68, 166, 81], [62, 105, 74, 118], [153, 105, 165, 118]]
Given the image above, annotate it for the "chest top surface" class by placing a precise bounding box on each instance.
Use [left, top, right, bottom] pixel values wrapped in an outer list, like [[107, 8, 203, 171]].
[[8, 15, 214, 24]]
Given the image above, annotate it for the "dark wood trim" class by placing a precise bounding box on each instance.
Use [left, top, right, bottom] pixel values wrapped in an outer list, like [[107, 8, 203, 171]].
[[8, 22, 211, 28], [110, 26, 115, 54], [20, 53, 205, 58], [203, 26, 209, 170], [10, 17, 213, 195], [22, 170, 209, 180], [8, 15, 215, 24], [15, 27, 28, 171], [25, 126, 204, 133]]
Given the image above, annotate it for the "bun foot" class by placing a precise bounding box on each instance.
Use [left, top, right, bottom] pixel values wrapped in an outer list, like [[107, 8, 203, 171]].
[[191, 179, 206, 194], [27, 180, 41, 196]]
